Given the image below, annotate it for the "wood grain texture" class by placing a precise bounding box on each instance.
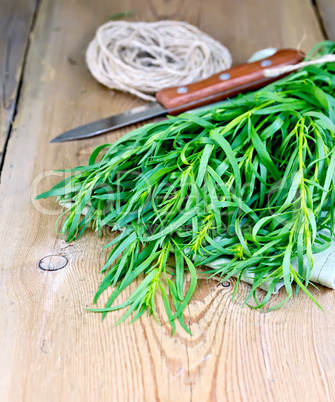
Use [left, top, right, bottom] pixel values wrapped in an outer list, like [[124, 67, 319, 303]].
[[315, 0, 335, 41], [0, 0, 333, 401], [0, 0, 39, 168]]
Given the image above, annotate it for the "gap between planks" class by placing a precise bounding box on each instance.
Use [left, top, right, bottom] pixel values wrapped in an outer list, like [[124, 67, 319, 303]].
[[0, 0, 41, 174]]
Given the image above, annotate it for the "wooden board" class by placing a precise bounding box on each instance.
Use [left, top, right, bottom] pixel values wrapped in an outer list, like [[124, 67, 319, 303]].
[[0, 0, 39, 168], [315, 0, 335, 41], [0, 0, 334, 401]]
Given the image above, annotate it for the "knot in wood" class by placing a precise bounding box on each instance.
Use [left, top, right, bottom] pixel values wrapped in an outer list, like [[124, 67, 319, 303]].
[[38, 255, 68, 271]]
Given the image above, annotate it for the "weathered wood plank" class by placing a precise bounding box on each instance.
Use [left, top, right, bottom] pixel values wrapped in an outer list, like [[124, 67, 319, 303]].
[[0, 0, 39, 168], [315, 0, 335, 41], [0, 0, 333, 401]]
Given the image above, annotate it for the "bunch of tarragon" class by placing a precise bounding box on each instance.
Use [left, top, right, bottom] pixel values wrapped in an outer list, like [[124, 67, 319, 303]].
[[38, 41, 335, 333]]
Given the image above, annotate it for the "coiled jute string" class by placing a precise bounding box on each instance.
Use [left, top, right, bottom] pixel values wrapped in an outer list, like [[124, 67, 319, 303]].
[[86, 20, 232, 101]]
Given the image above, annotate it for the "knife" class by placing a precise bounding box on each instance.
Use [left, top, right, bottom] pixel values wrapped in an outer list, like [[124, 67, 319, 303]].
[[51, 49, 304, 142]]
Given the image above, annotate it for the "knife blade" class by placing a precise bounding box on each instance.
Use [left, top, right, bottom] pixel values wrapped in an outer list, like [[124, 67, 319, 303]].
[[51, 48, 304, 142]]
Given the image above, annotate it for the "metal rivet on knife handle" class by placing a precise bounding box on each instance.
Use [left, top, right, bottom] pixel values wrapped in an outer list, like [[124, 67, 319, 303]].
[[260, 59, 272, 67], [177, 87, 188, 94], [219, 73, 231, 80]]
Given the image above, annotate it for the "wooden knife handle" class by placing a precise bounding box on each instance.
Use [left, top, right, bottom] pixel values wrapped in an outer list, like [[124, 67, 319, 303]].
[[155, 49, 304, 114]]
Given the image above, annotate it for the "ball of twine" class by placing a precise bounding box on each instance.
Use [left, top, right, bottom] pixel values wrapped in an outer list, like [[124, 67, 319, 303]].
[[86, 20, 232, 101]]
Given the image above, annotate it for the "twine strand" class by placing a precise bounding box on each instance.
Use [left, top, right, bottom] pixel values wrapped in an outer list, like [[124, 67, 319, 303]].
[[264, 54, 335, 77]]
